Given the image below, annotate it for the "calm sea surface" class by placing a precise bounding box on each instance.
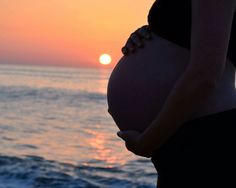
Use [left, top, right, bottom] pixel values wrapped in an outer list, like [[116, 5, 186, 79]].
[[0, 64, 157, 188]]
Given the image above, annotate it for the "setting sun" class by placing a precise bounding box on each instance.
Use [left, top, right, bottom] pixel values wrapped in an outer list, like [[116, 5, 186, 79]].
[[99, 54, 112, 65]]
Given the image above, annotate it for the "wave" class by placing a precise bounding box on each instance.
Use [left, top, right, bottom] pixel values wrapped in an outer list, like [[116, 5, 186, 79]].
[[0, 65, 111, 81], [0, 86, 107, 103], [0, 155, 156, 188]]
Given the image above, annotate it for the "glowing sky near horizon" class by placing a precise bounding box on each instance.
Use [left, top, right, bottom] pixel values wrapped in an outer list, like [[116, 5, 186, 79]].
[[0, 0, 154, 68]]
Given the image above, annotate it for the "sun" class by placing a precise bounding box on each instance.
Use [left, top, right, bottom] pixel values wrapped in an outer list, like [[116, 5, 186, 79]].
[[99, 54, 112, 65]]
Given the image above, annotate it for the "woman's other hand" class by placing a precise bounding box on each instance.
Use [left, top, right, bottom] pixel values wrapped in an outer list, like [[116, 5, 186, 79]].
[[121, 25, 152, 55], [117, 130, 152, 158]]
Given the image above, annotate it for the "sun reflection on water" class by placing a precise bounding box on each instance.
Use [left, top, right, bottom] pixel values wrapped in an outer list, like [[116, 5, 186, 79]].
[[0, 64, 138, 169]]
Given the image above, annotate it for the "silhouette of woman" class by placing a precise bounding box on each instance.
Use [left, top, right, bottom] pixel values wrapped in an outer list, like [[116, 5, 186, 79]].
[[107, 0, 236, 187]]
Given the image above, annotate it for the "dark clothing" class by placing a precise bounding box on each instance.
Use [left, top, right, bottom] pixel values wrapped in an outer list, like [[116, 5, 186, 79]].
[[148, 2, 236, 186], [148, 0, 236, 67], [151, 108, 236, 187]]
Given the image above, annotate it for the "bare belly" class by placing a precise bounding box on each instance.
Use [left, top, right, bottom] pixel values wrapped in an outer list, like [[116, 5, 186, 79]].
[[107, 33, 236, 132]]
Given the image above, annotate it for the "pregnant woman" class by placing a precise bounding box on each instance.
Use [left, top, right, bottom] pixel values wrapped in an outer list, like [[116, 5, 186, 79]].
[[107, 0, 236, 187]]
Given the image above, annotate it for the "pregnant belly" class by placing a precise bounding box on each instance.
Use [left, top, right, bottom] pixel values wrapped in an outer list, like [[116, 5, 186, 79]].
[[107, 33, 190, 132]]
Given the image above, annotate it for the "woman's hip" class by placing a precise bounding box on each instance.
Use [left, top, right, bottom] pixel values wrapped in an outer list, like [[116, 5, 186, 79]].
[[151, 108, 236, 170]]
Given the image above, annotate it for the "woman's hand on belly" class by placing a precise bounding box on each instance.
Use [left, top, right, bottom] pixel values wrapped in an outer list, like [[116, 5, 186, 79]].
[[117, 130, 152, 158], [121, 25, 152, 55]]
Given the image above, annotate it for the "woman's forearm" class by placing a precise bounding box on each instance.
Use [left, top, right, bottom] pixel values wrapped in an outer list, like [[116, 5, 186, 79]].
[[139, 67, 218, 154]]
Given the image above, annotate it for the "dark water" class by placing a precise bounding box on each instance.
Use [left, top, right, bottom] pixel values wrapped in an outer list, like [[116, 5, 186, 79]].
[[0, 64, 157, 187], [0, 155, 156, 188]]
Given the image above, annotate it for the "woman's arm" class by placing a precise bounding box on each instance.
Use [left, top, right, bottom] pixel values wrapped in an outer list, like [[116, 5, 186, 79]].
[[139, 0, 236, 155]]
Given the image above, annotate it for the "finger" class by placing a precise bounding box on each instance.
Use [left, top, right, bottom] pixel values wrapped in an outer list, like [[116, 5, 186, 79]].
[[121, 46, 129, 55], [121, 43, 134, 55], [117, 131, 129, 141], [117, 131, 131, 142], [139, 25, 151, 33], [125, 40, 136, 53], [143, 154, 152, 158], [139, 29, 152, 40], [117, 131, 135, 144], [117, 131, 123, 138], [137, 26, 152, 40], [130, 33, 143, 48], [125, 142, 136, 153]]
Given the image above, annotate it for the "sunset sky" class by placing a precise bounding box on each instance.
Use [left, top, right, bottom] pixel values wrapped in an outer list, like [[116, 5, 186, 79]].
[[0, 0, 154, 68]]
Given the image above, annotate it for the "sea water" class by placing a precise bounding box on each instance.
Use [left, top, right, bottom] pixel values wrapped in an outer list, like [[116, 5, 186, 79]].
[[0, 64, 156, 188]]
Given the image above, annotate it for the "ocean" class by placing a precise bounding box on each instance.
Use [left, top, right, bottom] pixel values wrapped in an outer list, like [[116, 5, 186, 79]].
[[0, 64, 157, 188]]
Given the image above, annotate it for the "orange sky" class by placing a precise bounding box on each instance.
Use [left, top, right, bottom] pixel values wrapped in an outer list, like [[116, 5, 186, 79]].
[[0, 0, 154, 68]]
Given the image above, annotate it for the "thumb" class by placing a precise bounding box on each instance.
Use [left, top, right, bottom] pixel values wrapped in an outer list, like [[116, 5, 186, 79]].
[[117, 131, 123, 137], [117, 131, 132, 141], [117, 131, 126, 140]]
